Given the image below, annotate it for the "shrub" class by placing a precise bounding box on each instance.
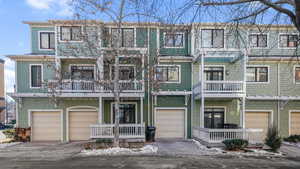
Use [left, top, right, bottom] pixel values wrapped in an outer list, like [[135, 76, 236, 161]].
[[265, 126, 282, 152], [95, 138, 113, 144], [2, 129, 15, 138], [284, 135, 300, 143], [222, 139, 249, 150]]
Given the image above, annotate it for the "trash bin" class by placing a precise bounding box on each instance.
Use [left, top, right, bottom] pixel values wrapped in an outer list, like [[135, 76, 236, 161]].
[[146, 126, 156, 142]]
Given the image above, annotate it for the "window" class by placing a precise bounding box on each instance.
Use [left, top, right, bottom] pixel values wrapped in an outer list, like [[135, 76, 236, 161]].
[[70, 65, 94, 80], [249, 34, 267, 48], [295, 67, 300, 83], [279, 34, 298, 48], [164, 33, 184, 47], [204, 108, 225, 129], [201, 29, 224, 48], [156, 65, 180, 83], [246, 67, 268, 82], [60, 26, 82, 41], [204, 66, 224, 81], [111, 65, 135, 80], [112, 103, 136, 124], [40, 32, 55, 49], [111, 28, 134, 48], [30, 65, 42, 88]]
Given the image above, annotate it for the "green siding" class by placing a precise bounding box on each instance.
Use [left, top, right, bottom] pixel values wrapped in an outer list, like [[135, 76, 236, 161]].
[[31, 27, 55, 55], [159, 30, 190, 56]]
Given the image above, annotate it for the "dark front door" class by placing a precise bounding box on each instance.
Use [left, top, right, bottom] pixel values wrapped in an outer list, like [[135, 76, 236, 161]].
[[204, 108, 225, 128]]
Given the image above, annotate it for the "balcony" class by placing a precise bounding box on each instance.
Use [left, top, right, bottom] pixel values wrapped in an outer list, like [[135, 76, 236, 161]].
[[193, 81, 245, 98], [47, 80, 144, 95], [90, 123, 145, 139]]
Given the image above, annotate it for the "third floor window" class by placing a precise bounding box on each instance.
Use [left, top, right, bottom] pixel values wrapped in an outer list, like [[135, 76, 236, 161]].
[[201, 29, 224, 48], [164, 33, 184, 48], [249, 34, 267, 48], [40, 32, 55, 50], [61, 26, 82, 41], [279, 34, 298, 48], [111, 28, 134, 48]]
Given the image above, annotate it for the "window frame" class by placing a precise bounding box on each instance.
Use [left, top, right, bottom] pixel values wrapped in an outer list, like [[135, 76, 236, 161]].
[[201, 29, 225, 49], [294, 65, 300, 84], [249, 33, 268, 48], [59, 26, 83, 42], [29, 64, 43, 89], [109, 64, 136, 81], [246, 65, 270, 84], [155, 65, 181, 84], [110, 102, 138, 124], [204, 65, 226, 81], [204, 107, 226, 129], [163, 32, 185, 48], [278, 33, 299, 49], [111, 28, 135, 48], [38, 31, 55, 50], [68, 64, 96, 80]]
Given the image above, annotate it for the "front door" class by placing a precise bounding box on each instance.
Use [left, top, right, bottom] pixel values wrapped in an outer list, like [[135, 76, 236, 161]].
[[112, 103, 136, 124], [204, 108, 225, 128]]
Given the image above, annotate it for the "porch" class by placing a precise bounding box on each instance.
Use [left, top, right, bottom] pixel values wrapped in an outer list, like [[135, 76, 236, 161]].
[[192, 127, 264, 144]]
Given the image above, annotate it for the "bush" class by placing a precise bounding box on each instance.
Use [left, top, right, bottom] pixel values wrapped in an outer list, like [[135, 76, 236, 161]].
[[2, 129, 15, 139], [284, 135, 300, 143], [222, 139, 249, 150], [95, 138, 113, 144], [265, 126, 282, 152]]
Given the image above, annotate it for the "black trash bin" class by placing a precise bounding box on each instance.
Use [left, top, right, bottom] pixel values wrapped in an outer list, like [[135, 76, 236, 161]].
[[146, 126, 156, 142]]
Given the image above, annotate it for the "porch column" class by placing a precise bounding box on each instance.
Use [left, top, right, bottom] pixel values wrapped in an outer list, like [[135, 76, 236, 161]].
[[55, 58, 61, 79], [240, 97, 246, 128], [200, 52, 205, 128], [98, 97, 102, 124], [96, 55, 104, 91], [140, 97, 143, 124]]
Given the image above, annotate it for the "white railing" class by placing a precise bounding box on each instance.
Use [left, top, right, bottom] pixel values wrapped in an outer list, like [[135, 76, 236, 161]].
[[48, 80, 144, 93], [90, 123, 145, 139], [193, 127, 264, 144], [193, 81, 245, 95]]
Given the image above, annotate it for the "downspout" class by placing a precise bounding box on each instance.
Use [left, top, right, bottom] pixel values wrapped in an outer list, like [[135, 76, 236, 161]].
[[277, 62, 281, 130], [241, 50, 247, 128]]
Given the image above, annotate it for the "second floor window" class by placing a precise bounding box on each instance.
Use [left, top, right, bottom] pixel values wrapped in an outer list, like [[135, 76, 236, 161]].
[[111, 65, 135, 80], [40, 32, 55, 49], [246, 67, 268, 83], [279, 34, 298, 48], [249, 34, 267, 48], [204, 67, 224, 81], [201, 29, 224, 48], [61, 26, 82, 41], [111, 28, 134, 48], [30, 65, 42, 88], [295, 67, 300, 83], [156, 65, 180, 83], [71, 65, 94, 80], [164, 33, 184, 47]]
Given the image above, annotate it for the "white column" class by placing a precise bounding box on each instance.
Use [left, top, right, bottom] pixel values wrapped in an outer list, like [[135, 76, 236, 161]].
[[55, 58, 61, 79], [140, 97, 143, 124], [98, 97, 102, 124], [200, 52, 205, 128], [96, 55, 104, 91]]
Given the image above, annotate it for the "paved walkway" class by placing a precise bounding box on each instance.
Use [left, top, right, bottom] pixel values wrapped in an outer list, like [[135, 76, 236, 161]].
[[281, 144, 300, 157]]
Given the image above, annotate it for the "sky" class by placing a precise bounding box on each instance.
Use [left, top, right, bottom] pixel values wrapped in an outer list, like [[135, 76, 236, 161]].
[[0, 0, 73, 93]]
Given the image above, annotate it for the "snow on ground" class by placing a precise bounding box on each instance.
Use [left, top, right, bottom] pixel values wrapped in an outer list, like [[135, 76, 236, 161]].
[[0, 142, 22, 149], [191, 139, 224, 154], [283, 141, 300, 148], [80, 145, 158, 156]]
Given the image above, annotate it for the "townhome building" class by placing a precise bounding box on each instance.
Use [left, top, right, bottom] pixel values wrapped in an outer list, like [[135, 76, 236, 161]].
[[0, 59, 5, 123], [7, 20, 300, 143]]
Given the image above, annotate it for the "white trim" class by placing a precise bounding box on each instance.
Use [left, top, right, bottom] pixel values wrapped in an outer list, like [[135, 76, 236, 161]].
[[58, 26, 84, 43], [248, 33, 269, 49], [293, 65, 300, 84], [109, 64, 136, 81], [110, 102, 138, 124], [68, 64, 96, 80], [154, 64, 181, 84], [245, 109, 274, 128], [38, 31, 55, 51], [246, 65, 270, 84], [288, 110, 300, 136], [202, 65, 226, 81], [204, 106, 227, 125], [162, 32, 185, 49], [28, 109, 63, 142], [154, 107, 188, 139], [199, 28, 225, 50], [103, 27, 138, 49], [66, 106, 98, 142], [29, 64, 43, 89], [278, 33, 299, 49]]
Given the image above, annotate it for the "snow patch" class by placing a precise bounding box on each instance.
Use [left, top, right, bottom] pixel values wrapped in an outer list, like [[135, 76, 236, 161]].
[[0, 142, 22, 149], [283, 141, 300, 148], [192, 139, 224, 154], [80, 145, 158, 156]]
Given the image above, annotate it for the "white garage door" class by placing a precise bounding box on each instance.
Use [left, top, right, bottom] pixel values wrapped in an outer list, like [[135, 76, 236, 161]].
[[69, 111, 98, 141], [32, 111, 61, 141], [245, 111, 270, 139], [155, 109, 185, 139], [290, 112, 300, 135]]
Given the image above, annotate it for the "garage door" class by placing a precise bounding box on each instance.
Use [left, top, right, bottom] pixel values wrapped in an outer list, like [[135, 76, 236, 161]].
[[245, 112, 270, 139], [290, 112, 300, 135], [155, 109, 185, 139], [69, 111, 98, 141], [32, 111, 61, 141]]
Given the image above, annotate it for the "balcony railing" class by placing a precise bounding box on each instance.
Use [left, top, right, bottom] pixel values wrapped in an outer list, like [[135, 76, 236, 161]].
[[192, 127, 263, 144], [193, 81, 245, 97], [90, 123, 145, 139], [48, 80, 144, 93]]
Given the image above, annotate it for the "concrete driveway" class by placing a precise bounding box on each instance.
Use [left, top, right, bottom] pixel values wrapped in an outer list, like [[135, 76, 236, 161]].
[[0, 142, 83, 161]]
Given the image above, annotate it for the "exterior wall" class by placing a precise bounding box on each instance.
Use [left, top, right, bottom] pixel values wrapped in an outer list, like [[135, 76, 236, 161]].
[[0, 60, 5, 122], [31, 27, 55, 55]]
